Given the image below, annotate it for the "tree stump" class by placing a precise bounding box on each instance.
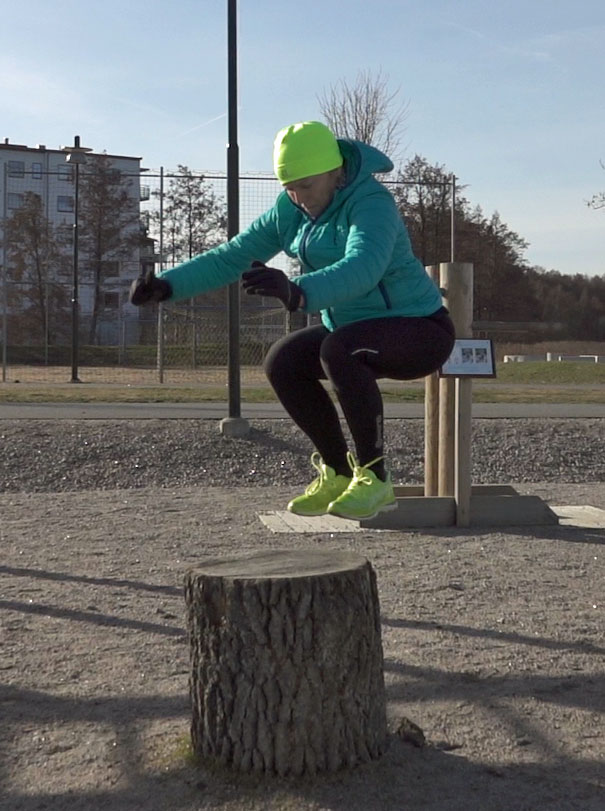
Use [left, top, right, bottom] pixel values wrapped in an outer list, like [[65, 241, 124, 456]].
[[184, 549, 387, 777]]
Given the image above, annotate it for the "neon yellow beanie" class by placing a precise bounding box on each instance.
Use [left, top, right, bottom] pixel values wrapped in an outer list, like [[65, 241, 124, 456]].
[[273, 121, 343, 184]]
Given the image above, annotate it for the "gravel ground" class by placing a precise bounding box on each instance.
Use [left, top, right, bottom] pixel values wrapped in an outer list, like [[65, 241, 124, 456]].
[[2, 417, 605, 811], [2, 417, 605, 492]]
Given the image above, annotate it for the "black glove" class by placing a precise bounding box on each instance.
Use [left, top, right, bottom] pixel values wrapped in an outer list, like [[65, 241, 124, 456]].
[[129, 269, 172, 306], [241, 261, 302, 312]]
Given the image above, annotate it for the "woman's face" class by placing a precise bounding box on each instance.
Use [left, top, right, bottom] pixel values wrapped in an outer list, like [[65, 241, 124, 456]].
[[284, 169, 341, 218]]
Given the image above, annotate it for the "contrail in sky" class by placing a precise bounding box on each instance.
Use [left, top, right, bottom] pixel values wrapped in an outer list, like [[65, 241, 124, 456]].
[[179, 112, 229, 136]]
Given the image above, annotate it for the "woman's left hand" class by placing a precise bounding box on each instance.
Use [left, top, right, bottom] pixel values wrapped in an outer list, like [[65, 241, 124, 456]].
[[242, 261, 303, 311]]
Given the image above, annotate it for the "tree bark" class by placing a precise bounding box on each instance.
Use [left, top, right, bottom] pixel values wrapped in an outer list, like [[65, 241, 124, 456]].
[[184, 549, 387, 777]]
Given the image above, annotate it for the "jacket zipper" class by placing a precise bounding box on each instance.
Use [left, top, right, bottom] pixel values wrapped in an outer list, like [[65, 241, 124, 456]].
[[298, 219, 316, 271], [378, 281, 392, 309], [298, 221, 338, 329], [299, 228, 391, 328]]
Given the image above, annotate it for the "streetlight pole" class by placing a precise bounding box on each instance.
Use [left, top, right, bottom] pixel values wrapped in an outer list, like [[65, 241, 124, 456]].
[[219, 0, 249, 437], [227, 0, 240, 416], [62, 136, 91, 383]]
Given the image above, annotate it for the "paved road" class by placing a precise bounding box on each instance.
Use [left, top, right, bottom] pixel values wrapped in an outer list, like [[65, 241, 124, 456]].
[[2, 402, 605, 419]]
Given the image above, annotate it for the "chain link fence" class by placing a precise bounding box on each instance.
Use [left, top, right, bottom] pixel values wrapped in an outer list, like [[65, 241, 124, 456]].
[[1, 166, 302, 385], [1, 160, 454, 386]]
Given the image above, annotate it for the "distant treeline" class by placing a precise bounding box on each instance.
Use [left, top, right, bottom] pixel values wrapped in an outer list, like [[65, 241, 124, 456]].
[[394, 155, 605, 342]]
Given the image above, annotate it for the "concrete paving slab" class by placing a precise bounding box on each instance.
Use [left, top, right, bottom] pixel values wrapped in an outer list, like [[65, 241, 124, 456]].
[[259, 511, 363, 533], [552, 505, 605, 528], [259, 505, 605, 532]]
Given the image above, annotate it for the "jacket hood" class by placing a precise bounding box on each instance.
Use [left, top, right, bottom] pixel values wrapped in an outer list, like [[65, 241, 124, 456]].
[[337, 139, 394, 184], [276, 138, 394, 223]]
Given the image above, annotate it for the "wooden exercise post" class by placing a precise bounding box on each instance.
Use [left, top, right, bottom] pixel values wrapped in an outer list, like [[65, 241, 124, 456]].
[[184, 549, 388, 777], [423, 263, 474, 523], [424, 265, 440, 497], [438, 263, 473, 523], [369, 258, 558, 529], [449, 263, 474, 525]]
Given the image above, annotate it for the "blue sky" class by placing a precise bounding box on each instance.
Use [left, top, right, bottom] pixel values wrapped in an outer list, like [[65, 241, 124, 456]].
[[2, 0, 604, 277]]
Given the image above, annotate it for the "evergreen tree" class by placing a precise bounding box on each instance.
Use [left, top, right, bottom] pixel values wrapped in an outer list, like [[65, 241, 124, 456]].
[[151, 166, 227, 266], [391, 155, 543, 327]]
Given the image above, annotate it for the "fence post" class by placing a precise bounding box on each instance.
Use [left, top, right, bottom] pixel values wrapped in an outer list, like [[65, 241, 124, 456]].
[[1, 268, 6, 383], [450, 174, 456, 262], [157, 305, 164, 383], [2, 162, 8, 381], [157, 166, 165, 383]]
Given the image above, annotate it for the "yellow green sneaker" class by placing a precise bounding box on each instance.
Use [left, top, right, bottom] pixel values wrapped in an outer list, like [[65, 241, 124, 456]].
[[288, 452, 351, 516], [327, 453, 397, 520]]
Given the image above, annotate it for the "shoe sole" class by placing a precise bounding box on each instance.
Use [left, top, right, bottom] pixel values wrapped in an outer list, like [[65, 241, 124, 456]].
[[328, 500, 398, 521], [287, 506, 329, 517]]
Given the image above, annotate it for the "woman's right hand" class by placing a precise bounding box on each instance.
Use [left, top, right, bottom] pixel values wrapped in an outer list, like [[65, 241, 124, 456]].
[[129, 270, 172, 306]]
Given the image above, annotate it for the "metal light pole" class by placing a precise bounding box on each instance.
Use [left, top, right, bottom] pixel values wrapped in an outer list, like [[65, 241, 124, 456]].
[[62, 136, 91, 382], [227, 0, 240, 414], [220, 0, 249, 436]]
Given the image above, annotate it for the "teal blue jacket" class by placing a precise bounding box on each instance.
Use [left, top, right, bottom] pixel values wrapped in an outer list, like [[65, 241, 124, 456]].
[[159, 140, 443, 331]]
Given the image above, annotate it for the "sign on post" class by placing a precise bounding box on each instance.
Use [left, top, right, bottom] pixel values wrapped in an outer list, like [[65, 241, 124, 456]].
[[440, 339, 496, 378]]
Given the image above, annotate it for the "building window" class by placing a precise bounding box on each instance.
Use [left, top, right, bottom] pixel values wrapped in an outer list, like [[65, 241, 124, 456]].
[[100, 260, 120, 277], [106, 168, 121, 184], [57, 195, 74, 212], [58, 165, 73, 182], [7, 193, 24, 209], [31, 162, 43, 179], [7, 160, 25, 177], [102, 292, 120, 308]]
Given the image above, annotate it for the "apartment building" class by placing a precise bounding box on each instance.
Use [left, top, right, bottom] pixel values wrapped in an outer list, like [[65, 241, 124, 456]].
[[0, 138, 147, 344]]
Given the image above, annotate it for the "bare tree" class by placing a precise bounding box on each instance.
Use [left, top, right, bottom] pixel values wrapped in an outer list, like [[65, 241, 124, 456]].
[[78, 155, 141, 343], [317, 69, 408, 165], [3, 192, 71, 343]]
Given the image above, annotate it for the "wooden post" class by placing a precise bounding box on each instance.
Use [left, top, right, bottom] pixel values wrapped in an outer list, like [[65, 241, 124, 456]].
[[438, 375, 455, 496], [455, 377, 473, 526], [424, 265, 440, 496], [439, 262, 474, 525], [184, 549, 388, 777], [438, 261, 456, 497]]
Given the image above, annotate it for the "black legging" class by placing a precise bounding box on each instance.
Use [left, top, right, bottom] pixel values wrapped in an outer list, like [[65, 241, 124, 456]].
[[264, 309, 456, 479]]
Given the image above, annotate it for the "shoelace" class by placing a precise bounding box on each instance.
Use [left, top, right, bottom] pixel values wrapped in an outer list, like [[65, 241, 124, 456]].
[[305, 451, 327, 495], [346, 451, 385, 487]]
